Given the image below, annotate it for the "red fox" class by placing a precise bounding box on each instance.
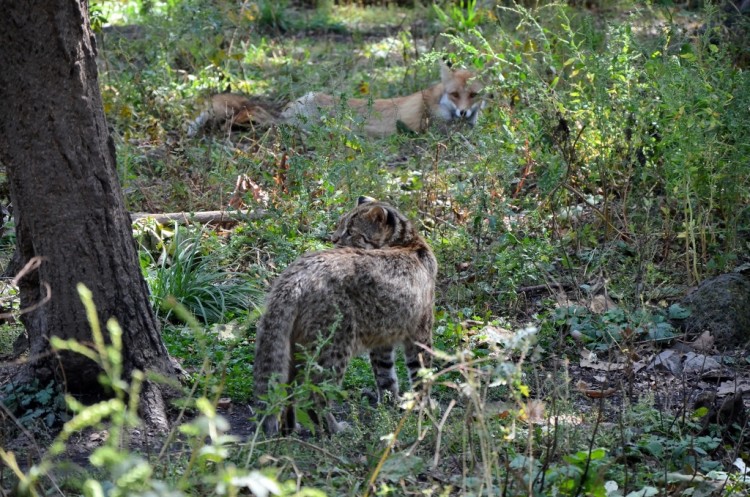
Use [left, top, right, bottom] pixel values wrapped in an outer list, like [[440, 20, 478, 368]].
[[186, 92, 277, 137], [281, 62, 485, 137], [186, 62, 485, 137]]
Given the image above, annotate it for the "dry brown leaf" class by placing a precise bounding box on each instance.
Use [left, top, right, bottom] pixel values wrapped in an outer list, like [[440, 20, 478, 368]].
[[585, 388, 617, 398], [474, 325, 514, 345], [688, 330, 715, 353], [555, 293, 616, 314], [716, 381, 750, 397], [646, 349, 682, 375], [228, 174, 269, 209], [576, 380, 617, 398], [588, 294, 617, 314], [579, 350, 627, 371], [484, 401, 515, 420], [555, 292, 573, 308], [521, 399, 546, 424], [89, 430, 109, 443], [682, 352, 722, 374], [549, 413, 585, 426]]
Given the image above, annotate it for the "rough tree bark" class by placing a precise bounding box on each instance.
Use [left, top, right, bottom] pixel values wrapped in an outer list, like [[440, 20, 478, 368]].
[[0, 0, 175, 428]]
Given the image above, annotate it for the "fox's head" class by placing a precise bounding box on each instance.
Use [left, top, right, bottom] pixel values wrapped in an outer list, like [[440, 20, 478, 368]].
[[438, 63, 485, 126]]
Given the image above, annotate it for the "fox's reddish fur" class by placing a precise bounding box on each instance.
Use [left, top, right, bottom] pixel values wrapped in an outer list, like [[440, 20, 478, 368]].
[[186, 93, 277, 136], [282, 63, 484, 137], [187, 63, 485, 137]]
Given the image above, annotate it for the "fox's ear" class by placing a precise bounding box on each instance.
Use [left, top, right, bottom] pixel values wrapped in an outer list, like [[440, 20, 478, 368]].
[[357, 195, 377, 206], [440, 60, 454, 83]]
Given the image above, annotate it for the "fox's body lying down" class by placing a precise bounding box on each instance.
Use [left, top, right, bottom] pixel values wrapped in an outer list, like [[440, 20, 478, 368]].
[[188, 63, 485, 137], [281, 63, 485, 137]]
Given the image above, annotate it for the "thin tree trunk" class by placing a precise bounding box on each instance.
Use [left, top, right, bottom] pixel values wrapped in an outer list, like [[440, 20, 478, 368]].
[[0, 0, 174, 427]]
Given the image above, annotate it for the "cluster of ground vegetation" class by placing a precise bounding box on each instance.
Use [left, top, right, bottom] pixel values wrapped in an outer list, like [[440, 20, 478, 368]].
[[2, 0, 750, 495]]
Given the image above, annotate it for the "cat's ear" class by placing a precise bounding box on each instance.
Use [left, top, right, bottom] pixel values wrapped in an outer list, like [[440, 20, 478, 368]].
[[363, 205, 389, 225], [357, 195, 377, 206]]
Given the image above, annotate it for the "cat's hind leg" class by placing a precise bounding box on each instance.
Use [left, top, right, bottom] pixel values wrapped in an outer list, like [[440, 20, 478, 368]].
[[369, 346, 399, 402], [404, 312, 434, 388]]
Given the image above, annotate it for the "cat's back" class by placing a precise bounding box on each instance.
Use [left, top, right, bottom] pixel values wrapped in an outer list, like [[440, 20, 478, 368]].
[[265, 199, 436, 342], [270, 243, 434, 298]]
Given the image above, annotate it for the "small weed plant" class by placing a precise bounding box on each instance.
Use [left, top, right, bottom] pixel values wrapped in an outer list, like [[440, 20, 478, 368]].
[[139, 222, 259, 324], [0, 285, 315, 497], [0, 379, 68, 444]]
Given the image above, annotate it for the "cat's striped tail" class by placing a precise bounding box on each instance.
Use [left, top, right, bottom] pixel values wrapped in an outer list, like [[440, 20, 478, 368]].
[[253, 299, 295, 436]]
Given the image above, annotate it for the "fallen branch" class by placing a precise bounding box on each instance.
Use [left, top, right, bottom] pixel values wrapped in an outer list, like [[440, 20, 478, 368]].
[[130, 209, 266, 225], [517, 282, 573, 295], [0, 256, 53, 320]]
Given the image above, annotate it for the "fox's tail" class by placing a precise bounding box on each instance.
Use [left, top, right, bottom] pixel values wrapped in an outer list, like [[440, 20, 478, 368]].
[[186, 93, 279, 137], [253, 297, 296, 436]]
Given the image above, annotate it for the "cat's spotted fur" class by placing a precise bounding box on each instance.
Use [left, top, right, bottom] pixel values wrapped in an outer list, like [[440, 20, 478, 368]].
[[254, 197, 437, 435]]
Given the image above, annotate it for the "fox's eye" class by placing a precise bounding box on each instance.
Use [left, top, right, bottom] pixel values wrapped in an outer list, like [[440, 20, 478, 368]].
[[469, 92, 478, 98], [450, 92, 460, 98]]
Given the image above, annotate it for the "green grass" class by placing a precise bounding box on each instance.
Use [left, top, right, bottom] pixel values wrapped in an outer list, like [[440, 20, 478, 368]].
[[0, 323, 23, 357], [139, 224, 260, 323], [162, 321, 256, 400]]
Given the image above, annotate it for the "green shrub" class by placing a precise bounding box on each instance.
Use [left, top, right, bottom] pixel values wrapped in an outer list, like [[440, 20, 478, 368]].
[[143, 225, 258, 324]]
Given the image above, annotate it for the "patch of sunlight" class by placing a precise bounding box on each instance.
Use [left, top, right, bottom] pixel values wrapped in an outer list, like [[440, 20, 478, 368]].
[[361, 37, 405, 60], [98, 0, 171, 26], [327, 5, 419, 30]]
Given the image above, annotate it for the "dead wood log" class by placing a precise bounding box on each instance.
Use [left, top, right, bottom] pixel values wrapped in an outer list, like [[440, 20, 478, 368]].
[[130, 209, 266, 226]]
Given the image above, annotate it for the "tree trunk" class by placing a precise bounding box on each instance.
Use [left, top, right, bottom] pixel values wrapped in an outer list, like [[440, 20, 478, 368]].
[[0, 0, 175, 427]]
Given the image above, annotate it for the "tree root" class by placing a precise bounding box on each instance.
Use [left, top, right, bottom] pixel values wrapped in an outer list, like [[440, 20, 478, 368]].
[[139, 381, 170, 432]]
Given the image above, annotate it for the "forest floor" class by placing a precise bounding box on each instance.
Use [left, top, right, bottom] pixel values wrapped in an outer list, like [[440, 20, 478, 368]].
[[2, 1, 750, 496]]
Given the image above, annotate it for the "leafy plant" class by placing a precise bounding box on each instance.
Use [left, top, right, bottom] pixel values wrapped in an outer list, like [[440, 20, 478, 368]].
[[0, 379, 69, 439], [433, 0, 484, 32], [552, 304, 684, 351], [0, 284, 319, 497], [0, 323, 23, 356], [541, 448, 610, 496], [143, 226, 259, 324], [252, 0, 291, 32]]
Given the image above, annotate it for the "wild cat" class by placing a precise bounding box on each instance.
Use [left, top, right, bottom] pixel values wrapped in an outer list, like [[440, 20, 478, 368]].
[[188, 62, 485, 138], [253, 197, 437, 435]]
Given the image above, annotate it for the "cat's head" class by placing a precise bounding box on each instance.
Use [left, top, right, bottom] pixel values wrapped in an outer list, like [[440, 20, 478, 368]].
[[331, 196, 417, 249]]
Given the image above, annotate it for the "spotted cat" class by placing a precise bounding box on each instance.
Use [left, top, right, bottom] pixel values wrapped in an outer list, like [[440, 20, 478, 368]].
[[253, 197, 437, 435]]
